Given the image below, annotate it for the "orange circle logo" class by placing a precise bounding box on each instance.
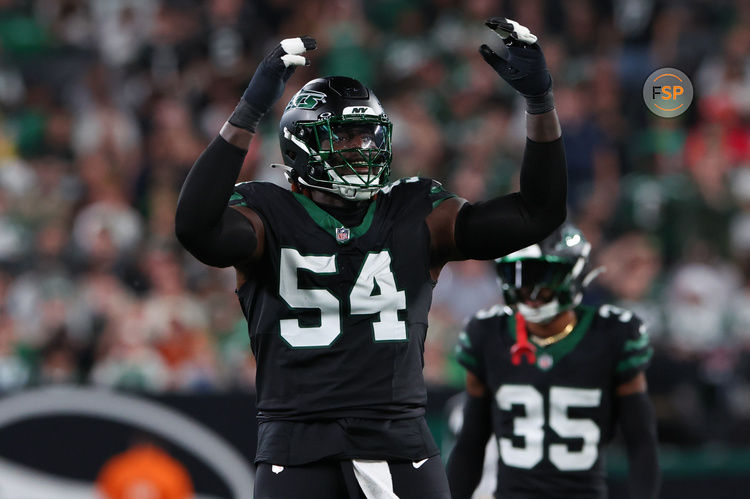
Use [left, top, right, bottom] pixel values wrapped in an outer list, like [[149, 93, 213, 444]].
[[642, 68, 693, 118]]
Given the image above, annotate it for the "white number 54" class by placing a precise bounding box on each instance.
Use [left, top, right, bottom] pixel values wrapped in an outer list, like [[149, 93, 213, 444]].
[[278, 248, 407, 347]]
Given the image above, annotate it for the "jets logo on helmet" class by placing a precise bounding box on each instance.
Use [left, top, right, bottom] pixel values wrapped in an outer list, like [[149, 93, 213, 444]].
[[285, 90, 327, 111], [495, 223, 596, 324], [275, 76, 393, 202]]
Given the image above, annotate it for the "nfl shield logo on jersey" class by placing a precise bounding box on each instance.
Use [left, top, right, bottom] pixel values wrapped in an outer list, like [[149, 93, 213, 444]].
[[336, 227, 351, 242], [538, 353, 554, 370]]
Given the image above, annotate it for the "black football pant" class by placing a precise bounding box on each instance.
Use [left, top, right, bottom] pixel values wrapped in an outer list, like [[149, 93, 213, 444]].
[[254, 456, 450, 498]]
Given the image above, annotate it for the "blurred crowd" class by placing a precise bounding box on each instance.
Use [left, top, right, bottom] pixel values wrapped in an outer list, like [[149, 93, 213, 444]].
[[0, 0, 749, 447]]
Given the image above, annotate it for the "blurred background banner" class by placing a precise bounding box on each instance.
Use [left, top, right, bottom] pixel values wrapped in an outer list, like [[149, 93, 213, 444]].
[[0, 0, 749, 497], [0, 386, 254, 498]]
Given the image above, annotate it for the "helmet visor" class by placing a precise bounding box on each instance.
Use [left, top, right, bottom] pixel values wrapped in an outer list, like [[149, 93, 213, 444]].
[[316, 122, 387, 153], [315, 122, 390, 171], [497, 259, 575, 297]]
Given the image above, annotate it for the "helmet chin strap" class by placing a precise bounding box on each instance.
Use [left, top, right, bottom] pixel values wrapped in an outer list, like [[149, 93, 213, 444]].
[[338, 186, 378, 201], [517, 299, 562, 324], [302, 176, 378, 201], [327, 169, 382, 201], [270, 164, 379, 201]]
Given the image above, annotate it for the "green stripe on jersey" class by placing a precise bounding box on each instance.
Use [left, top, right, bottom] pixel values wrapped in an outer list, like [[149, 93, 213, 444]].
[[508, 305, 596, 369], [432, 196, 456, 209], [499, 255, 570, 264], [624, 331, 650, 352], [229, 192, 246, 205], [429, 181, 457, 208], [458, 331, 472, 348], [616, 347, 654, 372], [455, 346, 478, 367]]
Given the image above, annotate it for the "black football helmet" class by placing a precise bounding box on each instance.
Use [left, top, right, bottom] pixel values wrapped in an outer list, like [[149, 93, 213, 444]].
[[277, 76, 392, 201], [495, 223, 594, 323]]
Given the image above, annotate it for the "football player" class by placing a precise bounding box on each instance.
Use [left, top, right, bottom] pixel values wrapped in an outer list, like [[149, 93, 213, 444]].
[[447, 224, 660, 499], [175, 18, 567, 499]]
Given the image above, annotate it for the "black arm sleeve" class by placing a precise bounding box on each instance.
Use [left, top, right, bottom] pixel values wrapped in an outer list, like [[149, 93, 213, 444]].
[[446, 394, 493, 499], [175, 136, 257, 267], [454, 137, 567, 259], [618, 392, 661, 499]]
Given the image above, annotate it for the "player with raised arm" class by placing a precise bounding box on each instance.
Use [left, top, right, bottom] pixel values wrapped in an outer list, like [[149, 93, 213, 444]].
[[447, 224, 660, 499], [175, 18, 566, 499]]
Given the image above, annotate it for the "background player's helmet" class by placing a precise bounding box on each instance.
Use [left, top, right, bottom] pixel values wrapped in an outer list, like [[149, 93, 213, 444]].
[[495, 223, 592, 323], [278, 76, 392, 201]]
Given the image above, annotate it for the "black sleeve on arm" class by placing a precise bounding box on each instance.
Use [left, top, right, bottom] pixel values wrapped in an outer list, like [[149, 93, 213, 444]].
[[618, 392, 661, 499], [454, 137, 567, 259], [446, 394, 493, 499], [175, 136, 257, 267]]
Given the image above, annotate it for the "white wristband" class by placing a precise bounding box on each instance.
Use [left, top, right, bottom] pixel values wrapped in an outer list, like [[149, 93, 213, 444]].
[[280, 37, 307, 55], [281, 54, 307, 68]]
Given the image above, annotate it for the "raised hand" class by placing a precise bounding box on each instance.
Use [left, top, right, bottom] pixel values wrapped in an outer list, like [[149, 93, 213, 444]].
[[228, 36, 317, 132], [479, 18, 553, 114]]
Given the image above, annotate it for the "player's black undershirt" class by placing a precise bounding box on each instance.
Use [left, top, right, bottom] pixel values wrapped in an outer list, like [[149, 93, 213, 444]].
[[446, 394, 494, 499], [454, 137, 567, 259], [175, 136, 257, 267]]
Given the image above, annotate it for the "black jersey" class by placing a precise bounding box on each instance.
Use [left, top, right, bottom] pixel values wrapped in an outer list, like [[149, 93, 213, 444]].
[[230, 177, 455, 463], [455, 304, 652, 499]]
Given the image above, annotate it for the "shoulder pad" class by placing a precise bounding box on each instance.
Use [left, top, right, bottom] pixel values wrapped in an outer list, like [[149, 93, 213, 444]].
[[474, 304, 513, 321], [230, 181, 288, 207], [233, 180, 283, 193], [596, 304, 638, 325], [378, 176, 423, 195], [596, 304, 648, 340]]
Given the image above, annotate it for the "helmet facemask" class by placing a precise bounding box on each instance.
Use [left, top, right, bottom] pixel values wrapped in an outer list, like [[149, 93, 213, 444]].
[[496, 257, 582, 324], [494, 225, 592, 324], [288, 115, 392, 201]]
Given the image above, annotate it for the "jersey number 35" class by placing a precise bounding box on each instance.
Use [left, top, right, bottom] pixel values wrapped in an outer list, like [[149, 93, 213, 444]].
[[497, 384, 602, 471]]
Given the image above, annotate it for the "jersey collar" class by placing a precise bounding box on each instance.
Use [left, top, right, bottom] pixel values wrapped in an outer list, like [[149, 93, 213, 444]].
[[292, 192, 377, 244], [508, 305, 596, 369]]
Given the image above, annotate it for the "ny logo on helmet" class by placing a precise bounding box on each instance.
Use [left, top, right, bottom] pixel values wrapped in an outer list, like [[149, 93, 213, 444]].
[[286, 90, 327, 110]]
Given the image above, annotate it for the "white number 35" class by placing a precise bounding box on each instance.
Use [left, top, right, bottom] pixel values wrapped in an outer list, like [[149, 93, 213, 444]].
[[497, 384, 602, 471]]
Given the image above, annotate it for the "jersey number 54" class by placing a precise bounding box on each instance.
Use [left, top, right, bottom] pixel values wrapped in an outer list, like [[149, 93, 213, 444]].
[[278, 248, 407, 347]]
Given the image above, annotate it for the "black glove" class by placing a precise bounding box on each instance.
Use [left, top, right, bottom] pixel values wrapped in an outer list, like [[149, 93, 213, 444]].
[[228, 36, 317, 132], [479, 18, 553, 114]]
